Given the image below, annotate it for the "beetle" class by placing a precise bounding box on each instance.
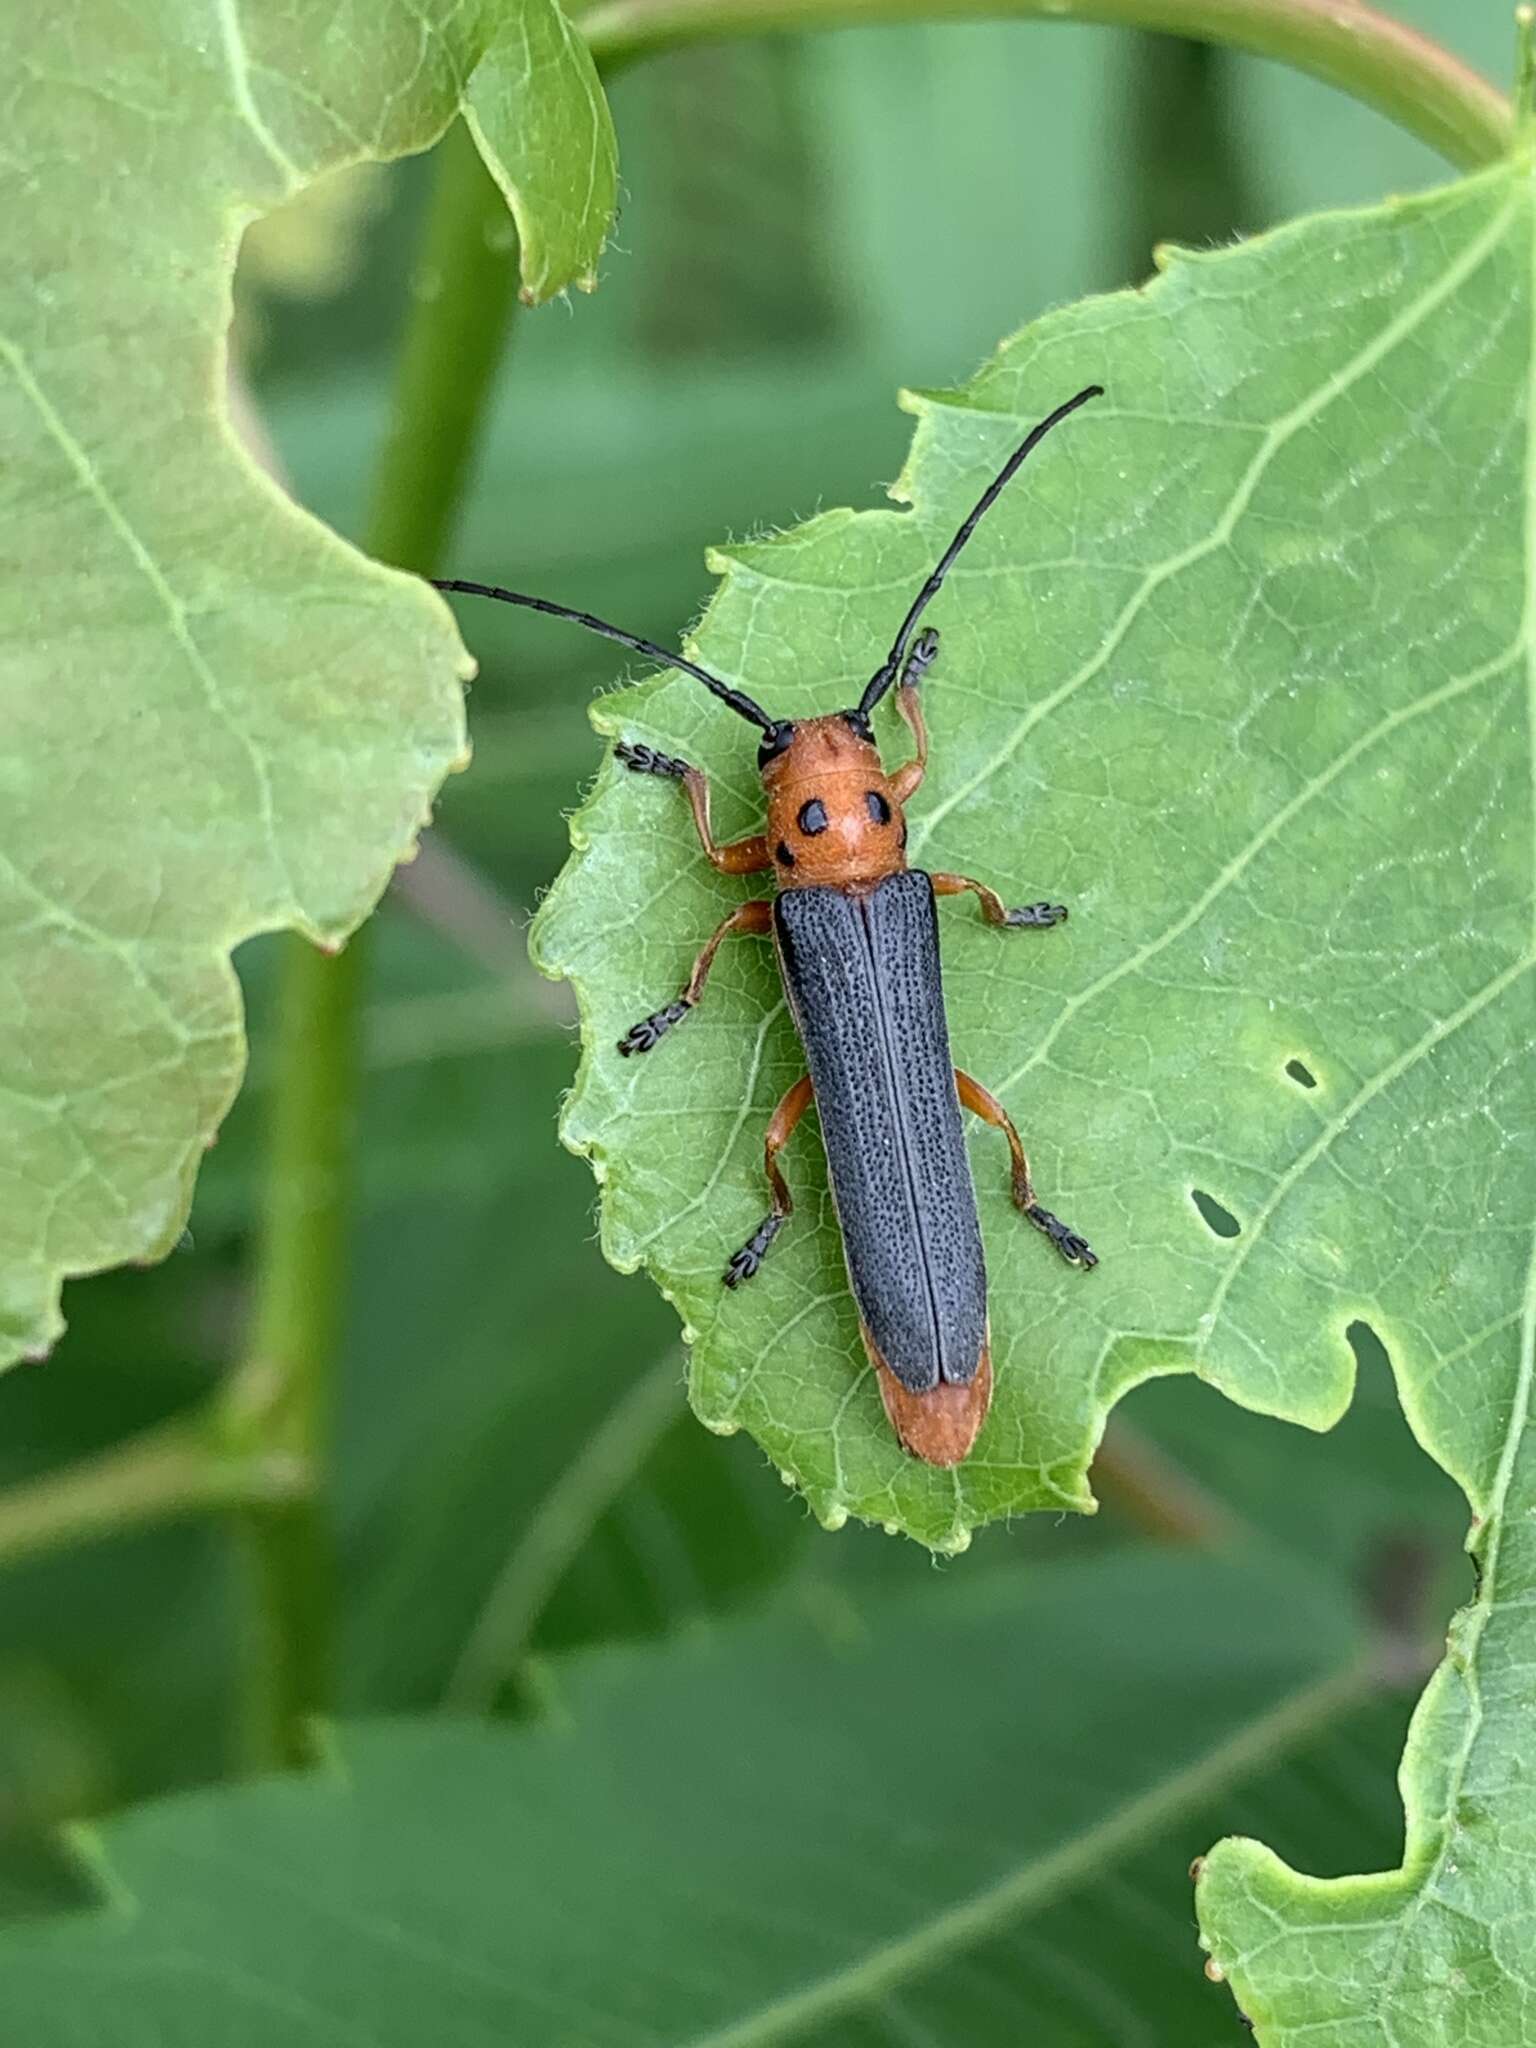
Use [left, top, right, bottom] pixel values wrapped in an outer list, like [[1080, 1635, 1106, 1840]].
[[435, 384, 1101, 1466]]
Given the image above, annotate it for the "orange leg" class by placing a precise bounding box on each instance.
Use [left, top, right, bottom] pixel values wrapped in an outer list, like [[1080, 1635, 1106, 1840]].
[[615, 741, 769, 874], [888, 629, 938, 804], [618, 900, 773, 1056], [955, 1068, 1096, 1269], [932, 872, 1067, 930], [723, 1075, 815, 1286]]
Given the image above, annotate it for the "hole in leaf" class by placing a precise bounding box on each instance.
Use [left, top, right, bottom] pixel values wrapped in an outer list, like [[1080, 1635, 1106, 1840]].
[[1191, 1188, 1241, 1239], [1285, 1057, 1318, 1089]]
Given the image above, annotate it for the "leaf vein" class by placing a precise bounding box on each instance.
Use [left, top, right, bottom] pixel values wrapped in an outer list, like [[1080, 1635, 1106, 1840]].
[[909, 191, 1519, 856]]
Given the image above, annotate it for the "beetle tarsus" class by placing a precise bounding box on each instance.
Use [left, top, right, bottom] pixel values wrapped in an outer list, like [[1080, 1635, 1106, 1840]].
[[723, 1212, 784, 1288], [616, 739, 690, 779], [618, 746, 773, 875], [617, 998, 691, 1056], [1026, 1202, 1097, 1268], [1005, 901, 1068, 928], [901, 627, 941, 688]]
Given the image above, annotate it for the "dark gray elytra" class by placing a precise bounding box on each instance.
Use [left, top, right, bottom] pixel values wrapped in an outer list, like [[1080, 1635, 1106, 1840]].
[[773, 872, 987, 1394]]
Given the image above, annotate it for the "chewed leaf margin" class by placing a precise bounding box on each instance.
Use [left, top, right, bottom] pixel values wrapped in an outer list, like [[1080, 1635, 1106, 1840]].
[[0, 0, 617, 1368], [532, 155, 1533, 1563]]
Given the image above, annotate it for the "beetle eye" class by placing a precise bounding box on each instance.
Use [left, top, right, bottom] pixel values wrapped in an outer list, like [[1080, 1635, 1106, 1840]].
[[797, 798, 829, 835], [866, 790, 892, 825], [775, 840, 796, 868]]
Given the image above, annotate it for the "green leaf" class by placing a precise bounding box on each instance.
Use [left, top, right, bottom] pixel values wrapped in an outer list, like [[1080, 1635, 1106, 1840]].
[[0, 1552, 1362, 2041], [1201, 1476, 1536, 2048], [1197, 1092, 1533, 2015], [0, 2, 616, 1369], [0, 974, 791, 1849], [463, 2, 617, 302], [532, 158, 1533, 1554]]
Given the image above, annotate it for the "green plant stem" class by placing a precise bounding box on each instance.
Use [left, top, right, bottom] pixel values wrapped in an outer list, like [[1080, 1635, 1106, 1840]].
[[0, 1414, 295, 1572], [232, 118, 521, 1772], [1114, 32, 1269, 277], [367, 117, 525, 574], [580, 0, 1510, 170], [231, 938, 364, 1771]]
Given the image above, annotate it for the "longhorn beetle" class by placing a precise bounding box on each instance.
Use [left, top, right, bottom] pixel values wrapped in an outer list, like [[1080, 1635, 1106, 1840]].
[[435, 385, 1101, 1467]]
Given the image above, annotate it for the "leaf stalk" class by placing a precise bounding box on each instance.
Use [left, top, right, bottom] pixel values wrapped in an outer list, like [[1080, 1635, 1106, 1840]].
[[0, 1411, 297, 1572], [580, 0, 1511, 171]]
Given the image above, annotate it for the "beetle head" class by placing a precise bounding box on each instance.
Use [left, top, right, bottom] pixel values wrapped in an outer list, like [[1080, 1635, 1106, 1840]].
[[760, 714, 906, 888]]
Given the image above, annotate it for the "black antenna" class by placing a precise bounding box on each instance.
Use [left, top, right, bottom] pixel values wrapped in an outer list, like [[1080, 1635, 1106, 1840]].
[[857, 383, 1104, 719], [432, 579, 778, 737]]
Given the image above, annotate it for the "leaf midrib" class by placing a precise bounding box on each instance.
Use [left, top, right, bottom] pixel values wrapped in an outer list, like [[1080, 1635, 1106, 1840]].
[[681, 1663, 1372, 2048]]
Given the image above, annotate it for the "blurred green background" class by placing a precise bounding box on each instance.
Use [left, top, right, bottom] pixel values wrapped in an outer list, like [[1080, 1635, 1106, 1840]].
[[0, 2, 1505, 2026]]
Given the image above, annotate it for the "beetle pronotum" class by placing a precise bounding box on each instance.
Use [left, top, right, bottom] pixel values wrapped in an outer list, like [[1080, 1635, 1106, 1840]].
[[436, 385, 1101, 1466]]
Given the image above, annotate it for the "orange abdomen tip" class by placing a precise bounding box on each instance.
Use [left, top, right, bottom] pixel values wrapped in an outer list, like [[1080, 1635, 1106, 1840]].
[[866, 1332, 993, 1468]]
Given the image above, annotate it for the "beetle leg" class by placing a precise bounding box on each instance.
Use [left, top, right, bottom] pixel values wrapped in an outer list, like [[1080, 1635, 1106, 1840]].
[[723, 1075, 815, 1287], [888, 628, 939, 804], [618, 900, 773, 1056], [954, 1069, 1097, 1269], [932, 871, 1068, 929], [615, 742, 771, 874]]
